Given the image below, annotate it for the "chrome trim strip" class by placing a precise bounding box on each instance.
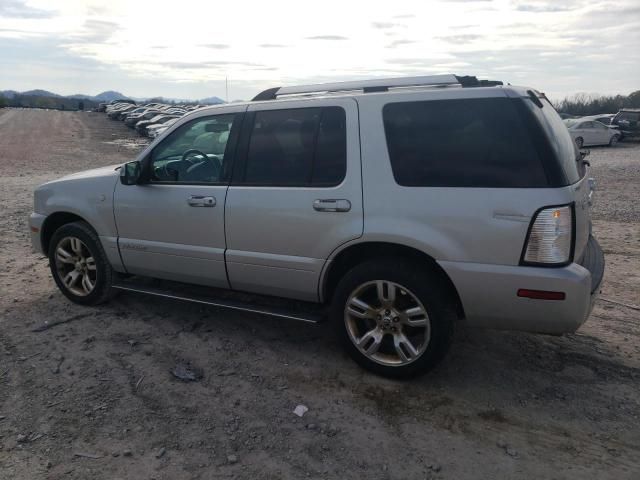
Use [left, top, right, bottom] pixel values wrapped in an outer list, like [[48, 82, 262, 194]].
[[112, 284, 319, 324]]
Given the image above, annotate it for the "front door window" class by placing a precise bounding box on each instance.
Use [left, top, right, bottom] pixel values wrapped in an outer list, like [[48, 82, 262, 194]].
[[150, 114, 236, 183]]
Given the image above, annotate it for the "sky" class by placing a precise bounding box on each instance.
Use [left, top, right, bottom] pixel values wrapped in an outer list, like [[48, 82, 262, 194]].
[[0, 0, 639, 101]]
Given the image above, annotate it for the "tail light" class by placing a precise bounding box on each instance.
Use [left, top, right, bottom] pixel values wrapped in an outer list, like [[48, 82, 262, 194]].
[[521, 205, 574, 266]]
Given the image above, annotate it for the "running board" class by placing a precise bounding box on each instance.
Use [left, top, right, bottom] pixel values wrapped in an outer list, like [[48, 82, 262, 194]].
[[112, 280, 325, 324]]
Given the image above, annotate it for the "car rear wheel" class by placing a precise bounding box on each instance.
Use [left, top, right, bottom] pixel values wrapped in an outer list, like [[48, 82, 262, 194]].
[[609, 134, 619, 147], [331, 259, 455, 378], [575, 137, 584, 148], [49, 221, 116, 305]]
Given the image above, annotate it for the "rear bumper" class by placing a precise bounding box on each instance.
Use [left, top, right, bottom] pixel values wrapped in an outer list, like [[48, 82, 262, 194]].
[[29, 212, 46, 254], [439, 236, 605, 334]]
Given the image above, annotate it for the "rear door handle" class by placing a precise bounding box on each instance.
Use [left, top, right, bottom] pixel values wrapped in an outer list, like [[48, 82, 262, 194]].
[[313, 199, 351, 212], [188, 195, 216, 207]]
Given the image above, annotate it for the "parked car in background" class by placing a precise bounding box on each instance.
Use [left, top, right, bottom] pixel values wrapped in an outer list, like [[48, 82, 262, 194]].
[[120, 106, 147, 120], [98, 98, 135, 112], [612, 108, 640, 141], [578, 114, 616, 125], [107, 104, 136, 119], [135, 114, 180, 136], [114, 106, 144, 121], [124, 109, 161, 127], [147, 117, 179, 138], [564, 119, 620, 147]]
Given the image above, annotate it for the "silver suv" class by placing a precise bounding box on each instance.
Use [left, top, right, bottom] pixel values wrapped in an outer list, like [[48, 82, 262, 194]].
[[29, 75, 605, 378]]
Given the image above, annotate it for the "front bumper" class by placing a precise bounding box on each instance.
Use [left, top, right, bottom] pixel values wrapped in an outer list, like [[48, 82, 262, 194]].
[[439, 236, 605, 334], [29, 212, 47, 254]]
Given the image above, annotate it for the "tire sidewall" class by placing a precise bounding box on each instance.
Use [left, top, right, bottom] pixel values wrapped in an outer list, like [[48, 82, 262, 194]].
[[330, 259, 455, 378], [48, 222, 111, 305]]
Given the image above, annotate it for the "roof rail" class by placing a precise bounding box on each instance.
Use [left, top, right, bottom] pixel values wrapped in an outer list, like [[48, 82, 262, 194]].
[[252, 74, 470, 101], [252, 74, 503, 101]]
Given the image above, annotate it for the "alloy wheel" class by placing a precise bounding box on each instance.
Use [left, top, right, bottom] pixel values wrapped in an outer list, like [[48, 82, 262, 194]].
[[344, 280, 431, 366], [54, 236, 97, 296]]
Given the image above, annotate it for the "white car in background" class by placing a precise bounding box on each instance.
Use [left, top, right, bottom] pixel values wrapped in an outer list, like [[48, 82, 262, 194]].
[[564, 119, 620, 148], [147, 117, 179, 138], [577, 114, 616, 125]]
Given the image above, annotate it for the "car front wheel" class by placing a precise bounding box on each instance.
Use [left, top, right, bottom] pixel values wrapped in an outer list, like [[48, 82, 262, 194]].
[[331, 259, 456, 378], [49, 221, 115, 305], [575, 137, 584, 148]]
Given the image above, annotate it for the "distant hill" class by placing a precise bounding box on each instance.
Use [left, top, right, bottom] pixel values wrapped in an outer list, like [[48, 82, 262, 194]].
[[63, 91, 130, 102], [22, 89, 61, 97], [0, 93, 97, 111], [0, 89, 128, 102], [67, 94, 95, 100], [0, 89, 227, 108], [0, 90, 19, 99], [199, 96, 225, 105], [93, 91, 129, 102], [132, 95, 226, 105]]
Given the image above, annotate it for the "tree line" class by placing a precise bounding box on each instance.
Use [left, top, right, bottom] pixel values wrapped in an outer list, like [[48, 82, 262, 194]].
[[553, 90, 640, 116], [0, 94, 98, 111]]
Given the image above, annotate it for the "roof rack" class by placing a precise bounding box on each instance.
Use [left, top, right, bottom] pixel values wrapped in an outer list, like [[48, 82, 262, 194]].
[[252, 74, 503, 101]]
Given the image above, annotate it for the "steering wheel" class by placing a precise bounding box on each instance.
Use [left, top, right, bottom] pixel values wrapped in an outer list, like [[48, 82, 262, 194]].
[[181, 149, 209, 163]]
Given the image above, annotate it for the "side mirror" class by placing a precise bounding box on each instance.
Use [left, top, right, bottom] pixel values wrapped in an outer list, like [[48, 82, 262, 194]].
[[120, 161, 142, 185]]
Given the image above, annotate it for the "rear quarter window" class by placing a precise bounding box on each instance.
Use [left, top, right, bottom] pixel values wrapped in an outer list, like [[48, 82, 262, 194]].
[[383, 97, 549, 188], [527, 98, 581, 184]]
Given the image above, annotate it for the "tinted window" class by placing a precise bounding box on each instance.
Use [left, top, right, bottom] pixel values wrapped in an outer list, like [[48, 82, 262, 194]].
[[150, 114, 236, 183], [616, 112, 640, 122], [535, 99, 581, 184], [245, 108, 319, 185], [312, 107, 347, 185], [243, 107, 346, 186], [383, 98, 548, 187]]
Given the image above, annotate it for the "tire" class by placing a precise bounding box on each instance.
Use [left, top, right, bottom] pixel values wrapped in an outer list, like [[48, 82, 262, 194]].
[[575, 137, 584, 148], [609, 134, 619, 147], [330, 259, 456, 379], [48, 221, 116, 305]]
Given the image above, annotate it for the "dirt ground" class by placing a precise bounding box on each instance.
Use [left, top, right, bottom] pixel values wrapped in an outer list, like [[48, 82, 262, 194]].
[[0, 108, 639, 480]]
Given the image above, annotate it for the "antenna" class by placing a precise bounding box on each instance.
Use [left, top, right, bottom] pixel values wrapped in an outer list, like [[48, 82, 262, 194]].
[[225, 77, 229, 103]]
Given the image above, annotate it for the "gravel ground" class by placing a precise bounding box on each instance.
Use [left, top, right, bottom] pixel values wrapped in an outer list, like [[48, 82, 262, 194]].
[[0, 108, 639, 479]]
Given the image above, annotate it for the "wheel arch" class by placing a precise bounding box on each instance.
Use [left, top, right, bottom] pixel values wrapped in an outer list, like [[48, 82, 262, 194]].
[[41, 211, 93, 255], [320, 241, 465, 319]]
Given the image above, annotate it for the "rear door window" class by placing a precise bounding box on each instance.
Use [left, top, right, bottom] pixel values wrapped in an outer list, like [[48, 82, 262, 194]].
[[383, 97, 548, 187], [242, 107, 347, 186]]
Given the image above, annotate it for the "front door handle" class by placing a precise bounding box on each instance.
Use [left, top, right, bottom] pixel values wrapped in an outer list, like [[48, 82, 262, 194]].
[[313, 199, 351, 212], [188, 195, 216, 207]]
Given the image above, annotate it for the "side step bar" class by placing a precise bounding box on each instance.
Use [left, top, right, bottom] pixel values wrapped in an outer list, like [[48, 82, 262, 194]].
[[112, 280, 325, 324]]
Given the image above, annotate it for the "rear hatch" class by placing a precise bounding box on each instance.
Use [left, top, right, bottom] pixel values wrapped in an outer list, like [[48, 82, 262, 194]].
[[520, 93, 591, 261]]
